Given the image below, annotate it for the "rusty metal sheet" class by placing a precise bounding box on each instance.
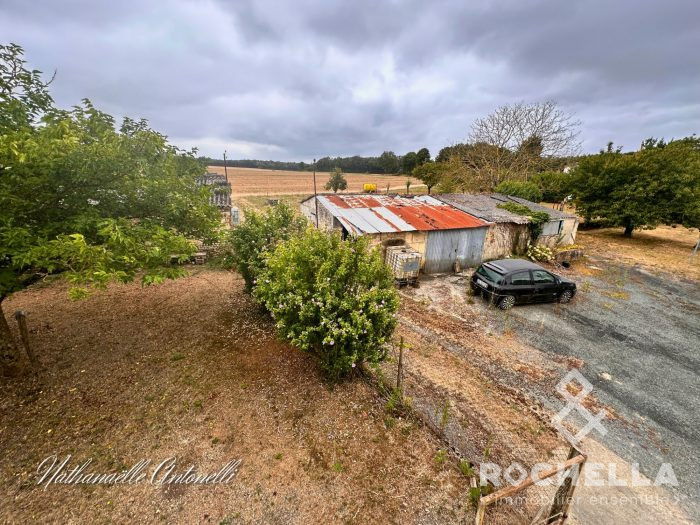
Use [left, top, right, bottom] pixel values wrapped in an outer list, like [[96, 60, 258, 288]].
[[318, 194, 487, 233]]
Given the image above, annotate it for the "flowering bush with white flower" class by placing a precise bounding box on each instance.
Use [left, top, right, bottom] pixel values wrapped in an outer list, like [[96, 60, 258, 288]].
[[254, 228, 399, 381], [526, 242, 554, 262]]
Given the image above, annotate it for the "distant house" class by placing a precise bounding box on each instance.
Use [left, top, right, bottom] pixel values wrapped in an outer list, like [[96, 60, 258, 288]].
[[300, 194, 489, 273], [196, 172, 236, 226], [436, 193, 579, 259]]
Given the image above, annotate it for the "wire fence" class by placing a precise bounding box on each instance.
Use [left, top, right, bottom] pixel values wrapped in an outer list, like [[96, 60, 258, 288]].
[[376, 333, 582, 524]]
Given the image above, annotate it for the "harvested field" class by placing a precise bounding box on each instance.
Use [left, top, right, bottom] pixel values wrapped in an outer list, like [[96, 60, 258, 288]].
[[207, 166, 422, 197], [0, 270, 473, 524]]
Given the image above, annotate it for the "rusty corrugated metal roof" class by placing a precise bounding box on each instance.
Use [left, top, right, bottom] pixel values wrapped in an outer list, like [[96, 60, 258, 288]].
[[317, 194, 487, 234]]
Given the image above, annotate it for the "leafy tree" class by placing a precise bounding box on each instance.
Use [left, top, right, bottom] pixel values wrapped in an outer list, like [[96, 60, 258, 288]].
[[436, 144, 468, 163], [416, 147, 431, 165], [324, 167, 347, 192], [518, 135, 544, 157], [402, 151, 418, 174], [412, 162, 448, 194], [531, 171, 573, 202], [571, 138, 700, 236], [0, 44, 221, 370], [378, 151, 400, 174], [494, 180, 543, 203], [254, 228, 399, 381], [227, 203, 306, 290]]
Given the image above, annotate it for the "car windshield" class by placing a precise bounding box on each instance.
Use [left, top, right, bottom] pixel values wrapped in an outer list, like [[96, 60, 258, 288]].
[[476, 265, 503, 283]]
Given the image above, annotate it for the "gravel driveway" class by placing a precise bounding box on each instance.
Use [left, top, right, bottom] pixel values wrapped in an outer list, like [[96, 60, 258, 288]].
[[477, 257, 700, 522]]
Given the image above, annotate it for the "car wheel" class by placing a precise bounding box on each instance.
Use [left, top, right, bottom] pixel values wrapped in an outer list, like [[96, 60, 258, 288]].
[[498, 295, 515, 310], [559, 290, 573, 303]]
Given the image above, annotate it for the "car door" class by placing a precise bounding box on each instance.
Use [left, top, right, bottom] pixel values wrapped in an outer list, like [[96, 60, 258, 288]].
[[508, 270, 534, 303], [531, 269, 559, 302]]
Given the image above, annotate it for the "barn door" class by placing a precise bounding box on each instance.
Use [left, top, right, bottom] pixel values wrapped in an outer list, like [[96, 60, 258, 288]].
[[424, 228, 487, 273]]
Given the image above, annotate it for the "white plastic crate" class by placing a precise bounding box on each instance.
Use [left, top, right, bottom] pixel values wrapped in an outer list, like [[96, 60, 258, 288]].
[[385, 245, 421, 280]]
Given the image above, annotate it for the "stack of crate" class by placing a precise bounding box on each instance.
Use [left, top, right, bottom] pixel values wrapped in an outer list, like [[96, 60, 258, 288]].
[[385, 245, 421, 287]]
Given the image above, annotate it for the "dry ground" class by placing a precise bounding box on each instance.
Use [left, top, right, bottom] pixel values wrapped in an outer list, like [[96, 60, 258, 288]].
[[0, 270, 473, 524], [207, 166, 421, 197], [576, 225, 700, 281]]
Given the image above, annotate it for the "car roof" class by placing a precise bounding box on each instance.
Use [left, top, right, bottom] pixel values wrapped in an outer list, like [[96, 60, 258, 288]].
[[483, 258, 544, 274]]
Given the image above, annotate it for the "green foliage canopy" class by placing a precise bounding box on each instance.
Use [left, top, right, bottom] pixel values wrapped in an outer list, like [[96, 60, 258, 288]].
[[227, 203, 306, 290], [494, 180, 543, 203], [401, 151, 418, 174], [0, 43, 220, 300], [254, 229, 399, 381], [324, 167, 348, 192], [412, 162, 449, 194], [416, 147, 431, 165], [571, 137, 700, 236], [530, 171, 572, 202]]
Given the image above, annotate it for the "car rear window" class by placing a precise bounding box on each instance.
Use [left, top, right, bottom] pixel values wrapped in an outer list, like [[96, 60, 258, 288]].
[[476, 265, 503, 283]]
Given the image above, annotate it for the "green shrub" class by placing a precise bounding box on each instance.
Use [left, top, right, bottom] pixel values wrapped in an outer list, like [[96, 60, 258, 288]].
[[228, 203, 306, 290], [531, 171, 572, 202], [494, 180, 543, 203], [254, 228, 399, 381]]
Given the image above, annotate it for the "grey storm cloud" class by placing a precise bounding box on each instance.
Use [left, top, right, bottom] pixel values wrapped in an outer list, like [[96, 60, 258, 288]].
[[1, 0, 698, 160]]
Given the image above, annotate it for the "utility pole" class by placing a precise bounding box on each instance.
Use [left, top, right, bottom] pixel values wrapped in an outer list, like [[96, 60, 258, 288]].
[[223, 150, 228, 180], [313, 158, 319, 228]]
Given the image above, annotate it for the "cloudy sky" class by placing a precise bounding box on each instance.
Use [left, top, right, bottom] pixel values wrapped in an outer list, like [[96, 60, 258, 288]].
[[2, 0, 698, 160]]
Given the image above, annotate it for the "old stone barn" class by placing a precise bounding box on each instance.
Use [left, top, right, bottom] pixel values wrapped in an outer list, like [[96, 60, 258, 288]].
[[300, 194, 489, 273], [436, 193, 579, 259]]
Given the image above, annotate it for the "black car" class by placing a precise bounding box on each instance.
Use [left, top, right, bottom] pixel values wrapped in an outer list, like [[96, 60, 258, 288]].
[[470, 259, 576, 310]]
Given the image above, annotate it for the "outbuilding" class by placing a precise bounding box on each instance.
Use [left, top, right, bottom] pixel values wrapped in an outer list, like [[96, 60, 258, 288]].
[[436, 193, 579, 260], [300, 194, 489, 273]]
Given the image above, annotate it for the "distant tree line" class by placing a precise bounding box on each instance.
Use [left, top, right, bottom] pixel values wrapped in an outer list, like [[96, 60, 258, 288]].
[[200, 147, 432, 175]]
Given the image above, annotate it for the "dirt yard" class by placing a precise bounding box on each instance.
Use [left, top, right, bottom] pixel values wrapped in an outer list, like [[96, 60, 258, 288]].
[[0, 270, 472, 524], [207, 166, 421, 197], [576, 225, 700, 281]]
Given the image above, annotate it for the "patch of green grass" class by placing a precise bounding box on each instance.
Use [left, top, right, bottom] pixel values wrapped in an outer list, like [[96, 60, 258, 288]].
[[331, 460, 344, 473], [440, 400, 450, 429], [211, 437, 220, 445], [458, 459, 475, 477], [384, 388, 402, 415], [469, 485, 491, 507], [170, 352, 185, 362], [193, 399, 203, 410], [274, 452, 283, 460], [434, 449, 447, 468]]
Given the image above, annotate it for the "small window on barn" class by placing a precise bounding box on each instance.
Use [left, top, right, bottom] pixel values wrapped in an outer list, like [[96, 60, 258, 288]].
[[510, 271, 532, 285]]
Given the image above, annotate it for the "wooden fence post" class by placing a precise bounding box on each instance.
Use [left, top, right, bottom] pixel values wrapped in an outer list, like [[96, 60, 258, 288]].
[[396, 336, 404, 394], [13, 310, 38, 370], [547, 446, 585, 524]]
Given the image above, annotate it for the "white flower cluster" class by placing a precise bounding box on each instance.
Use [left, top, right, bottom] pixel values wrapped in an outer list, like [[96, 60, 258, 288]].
[[527, 243, 554, 262]]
